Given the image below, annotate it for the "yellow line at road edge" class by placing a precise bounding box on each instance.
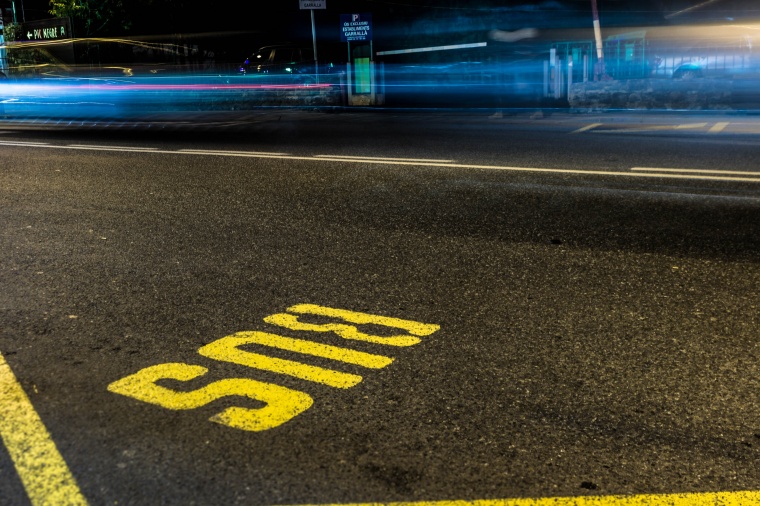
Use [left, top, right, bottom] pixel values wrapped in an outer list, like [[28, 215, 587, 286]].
[[0, 352, 88, 505], [307, 490, 760, 506]]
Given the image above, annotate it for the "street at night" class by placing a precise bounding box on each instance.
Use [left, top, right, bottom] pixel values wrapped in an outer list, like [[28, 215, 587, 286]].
[[1, 110, 759, 504]]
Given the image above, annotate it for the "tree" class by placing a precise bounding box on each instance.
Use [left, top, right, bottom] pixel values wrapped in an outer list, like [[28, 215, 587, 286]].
[[49, 0, 133, 36]]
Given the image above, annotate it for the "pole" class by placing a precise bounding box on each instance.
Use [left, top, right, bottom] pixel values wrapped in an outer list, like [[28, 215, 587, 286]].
[[591, 0, 605, 80], [311, 9, 319, 84], [0, 14, 6, 76]]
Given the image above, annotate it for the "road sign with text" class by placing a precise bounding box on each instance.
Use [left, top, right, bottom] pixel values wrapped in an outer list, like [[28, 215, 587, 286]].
[[300, 0, 326, 9], [16, 17, 72, 42], [340, 13, 372, 42]]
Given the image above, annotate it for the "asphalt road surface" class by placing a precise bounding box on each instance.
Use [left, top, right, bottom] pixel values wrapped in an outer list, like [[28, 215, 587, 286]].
[[1, 110, 759, 505]]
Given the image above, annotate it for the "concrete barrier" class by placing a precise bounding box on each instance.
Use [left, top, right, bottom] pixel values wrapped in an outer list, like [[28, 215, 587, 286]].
[[569, 78, 734, 111]]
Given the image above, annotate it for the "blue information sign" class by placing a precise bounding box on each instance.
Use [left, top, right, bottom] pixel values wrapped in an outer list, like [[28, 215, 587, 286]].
[[340, 13, 372, 42]]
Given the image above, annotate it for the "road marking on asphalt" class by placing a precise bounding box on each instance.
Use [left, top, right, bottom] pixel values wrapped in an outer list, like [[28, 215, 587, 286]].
[[69, 144, 158, 151], [675, 122, 709, 129], [305, 158, 760, 183], [570, 123, 603, 134], [2, 141, 759, 184], [265, 303, 440, 347], [594, 122, 708, 133], [315, 155, 455, 163], [209, 331, 395, 368], [0, 352, 89, 506], [198, 334, 367, 389], [178, 149, 289, 156], [709, 122, 730, 133], [68, 144, 159, 151], [54, 145, 161, 153], [313, 490, 760, 505], [632, 167, 760, 177], [0, 140, 50, 146], [107, 363, 315, 432], [109, 305, 439, 432]]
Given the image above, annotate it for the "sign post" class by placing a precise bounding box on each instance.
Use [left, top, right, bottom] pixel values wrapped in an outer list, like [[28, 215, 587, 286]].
[[299, 0, 326, 84], [0, 15, 6, 76], [340, 13, 378, 105]]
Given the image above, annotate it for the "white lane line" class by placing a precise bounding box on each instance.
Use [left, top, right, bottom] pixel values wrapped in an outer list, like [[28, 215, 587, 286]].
[[676, 122, 708, 129], [68, 144, 159, 151], [570, 123, 603, 134], [2, 141, 759, 183], [315, 155, 455, 163], [596, 123, 708, 134], [632, 167, 760, 177], [709, 122, 730, 133], [309, 158, 760, 182], [0, 141, 50, 146], [179, 149, 288, 156]]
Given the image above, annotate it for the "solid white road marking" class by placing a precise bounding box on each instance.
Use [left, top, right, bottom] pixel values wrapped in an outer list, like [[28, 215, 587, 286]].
[[709, 122, 730, 133], [179, 149, 288, 156], [570, 123, 603, 134], [1, 141, 759, 183], [315, 155, 455, 163], [632, 167, 760, 177], [68, 144, 159, 151], [595, 123, 708, 134]]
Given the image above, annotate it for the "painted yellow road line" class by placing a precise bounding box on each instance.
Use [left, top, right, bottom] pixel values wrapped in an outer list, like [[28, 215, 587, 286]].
[[0, 352, 88, 506], [307, 490, 760, 506], [570, 123, 603, 134], [709, 122, 730, 133], [631, 167, 760, 177]]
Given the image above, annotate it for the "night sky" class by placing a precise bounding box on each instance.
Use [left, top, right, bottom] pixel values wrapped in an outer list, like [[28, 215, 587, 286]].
[[6, 0, 760, 61], [11, 0, 760, 34]]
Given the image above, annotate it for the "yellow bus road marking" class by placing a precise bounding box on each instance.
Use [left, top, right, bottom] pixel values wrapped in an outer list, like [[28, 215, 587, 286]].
[[109, 305, 440, 432], [308, 490, 760, 506], [287, 304, 441, 337], [107, 363, 313, 432], [199, 337, 364, 388], [570, 123, 603, 134], [211, 331, 395, 369], [0, 352, 88, 506], [709, 122, 730, 133]]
